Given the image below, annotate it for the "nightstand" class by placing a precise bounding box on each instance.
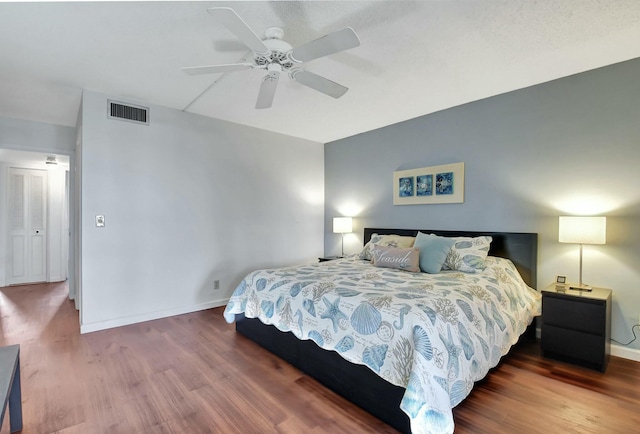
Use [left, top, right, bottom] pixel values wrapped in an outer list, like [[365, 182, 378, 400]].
[[318, 256, 342, 262], [541, 283, 611, 372]]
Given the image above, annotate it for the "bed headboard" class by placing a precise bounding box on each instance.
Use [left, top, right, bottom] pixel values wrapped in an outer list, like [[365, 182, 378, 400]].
[[363, 228, 538, 289]]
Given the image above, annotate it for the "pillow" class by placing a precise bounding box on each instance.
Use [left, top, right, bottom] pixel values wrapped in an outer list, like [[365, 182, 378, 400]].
[[371, 245, 421, 272], [442, 235, 493, 273], [359, 233, 415, 261], [413, 232, 455, 274]]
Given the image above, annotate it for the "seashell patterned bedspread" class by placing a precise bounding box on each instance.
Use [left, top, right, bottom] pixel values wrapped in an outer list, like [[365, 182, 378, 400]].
[[223, 256, 541, 434]]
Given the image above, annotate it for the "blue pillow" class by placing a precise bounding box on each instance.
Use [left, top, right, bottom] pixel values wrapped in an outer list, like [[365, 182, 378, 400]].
[[413, 232, 455, 274]]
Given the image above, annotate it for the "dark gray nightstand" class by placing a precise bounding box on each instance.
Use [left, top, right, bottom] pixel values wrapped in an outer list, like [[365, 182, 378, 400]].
[[541, 283, 611, 372]]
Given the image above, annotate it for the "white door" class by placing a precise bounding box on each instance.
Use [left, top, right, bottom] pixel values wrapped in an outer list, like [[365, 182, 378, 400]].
[[7, 168, 48, 285]]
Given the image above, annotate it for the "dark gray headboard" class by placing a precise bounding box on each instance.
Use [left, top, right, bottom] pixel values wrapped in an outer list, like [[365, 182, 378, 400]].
[[364, 228, 538, 289]]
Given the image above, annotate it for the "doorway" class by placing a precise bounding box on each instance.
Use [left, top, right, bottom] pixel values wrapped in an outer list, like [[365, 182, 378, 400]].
[[1, 150, 71, 290]]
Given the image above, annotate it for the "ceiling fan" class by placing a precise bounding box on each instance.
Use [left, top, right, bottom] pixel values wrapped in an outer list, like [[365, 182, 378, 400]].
[[182, 7, 361, 109]]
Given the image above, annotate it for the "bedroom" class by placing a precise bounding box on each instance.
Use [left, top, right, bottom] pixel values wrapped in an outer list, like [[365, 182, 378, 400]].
[[1, 1, 640, 433]]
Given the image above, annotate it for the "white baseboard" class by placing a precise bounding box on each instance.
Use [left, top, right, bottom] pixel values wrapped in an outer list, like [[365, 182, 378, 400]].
[[48, 276, 66, 283], [611, 344, 640, 363], [80, 298, 228, 334]]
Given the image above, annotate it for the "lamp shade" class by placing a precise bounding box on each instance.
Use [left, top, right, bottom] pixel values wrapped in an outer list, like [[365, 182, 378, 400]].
[[333, 217, 353, 234], [558, 216, 606, 245]]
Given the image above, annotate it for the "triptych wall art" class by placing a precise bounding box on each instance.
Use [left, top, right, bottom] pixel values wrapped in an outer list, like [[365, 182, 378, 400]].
[[393, 162, 464, 205]]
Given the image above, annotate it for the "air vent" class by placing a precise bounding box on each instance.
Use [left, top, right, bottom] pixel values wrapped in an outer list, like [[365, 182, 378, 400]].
[[107, 100, 149, 125]]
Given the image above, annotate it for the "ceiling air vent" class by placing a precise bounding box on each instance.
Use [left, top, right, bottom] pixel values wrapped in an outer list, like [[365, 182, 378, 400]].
[[107, 100, 149, 125]]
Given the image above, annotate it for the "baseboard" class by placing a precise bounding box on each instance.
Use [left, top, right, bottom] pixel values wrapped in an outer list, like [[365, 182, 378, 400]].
[[80, 299, 227, 334], [611, 344, 640, 363], [48, 276, 66, 283]]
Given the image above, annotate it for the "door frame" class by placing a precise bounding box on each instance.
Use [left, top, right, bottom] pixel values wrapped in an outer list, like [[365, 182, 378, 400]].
[[0, 145, 77, 307]]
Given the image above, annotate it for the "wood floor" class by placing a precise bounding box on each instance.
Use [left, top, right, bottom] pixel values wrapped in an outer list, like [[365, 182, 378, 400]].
[[1, 282, 639, 434]]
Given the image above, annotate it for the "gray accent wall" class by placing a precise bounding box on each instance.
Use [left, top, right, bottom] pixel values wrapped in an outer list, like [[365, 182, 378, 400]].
[[325, 58, 640, 356]]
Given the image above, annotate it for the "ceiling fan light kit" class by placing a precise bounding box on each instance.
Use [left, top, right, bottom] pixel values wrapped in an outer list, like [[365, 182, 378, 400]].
[[182, 7, 361, 109]]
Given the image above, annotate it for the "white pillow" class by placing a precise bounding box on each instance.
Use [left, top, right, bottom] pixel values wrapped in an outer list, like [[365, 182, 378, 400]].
[[441, 236, 492, 273]]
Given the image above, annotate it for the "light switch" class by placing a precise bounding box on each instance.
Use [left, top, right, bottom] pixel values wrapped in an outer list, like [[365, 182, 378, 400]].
[[96, 215, 105, 227]]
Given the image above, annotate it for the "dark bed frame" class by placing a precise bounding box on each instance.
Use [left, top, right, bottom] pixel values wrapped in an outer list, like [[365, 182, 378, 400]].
[[235, 228, 538, 433]]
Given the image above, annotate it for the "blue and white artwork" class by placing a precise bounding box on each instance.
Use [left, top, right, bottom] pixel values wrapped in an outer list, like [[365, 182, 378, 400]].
[[436, 172, 454, 195], [416, 174, 433, 196], [399, 176, 414, 197], [393, 162, 464, 205]]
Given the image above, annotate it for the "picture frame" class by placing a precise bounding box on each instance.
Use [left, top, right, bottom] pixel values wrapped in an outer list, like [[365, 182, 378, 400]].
[[393, 162, 464, 205], [556, 275, 566, 284]]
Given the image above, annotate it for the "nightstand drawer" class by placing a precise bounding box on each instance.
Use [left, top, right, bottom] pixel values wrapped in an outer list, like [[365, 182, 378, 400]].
[[541, 325, 605, 365], [542, 295, 605, 335]]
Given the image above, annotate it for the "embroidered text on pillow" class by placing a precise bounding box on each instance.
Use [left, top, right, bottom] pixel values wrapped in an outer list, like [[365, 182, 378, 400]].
[[373, 248, 414, 268]]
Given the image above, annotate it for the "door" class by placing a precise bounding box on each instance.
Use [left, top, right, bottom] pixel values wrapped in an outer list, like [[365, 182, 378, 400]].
[[7, 168, 47, 285]]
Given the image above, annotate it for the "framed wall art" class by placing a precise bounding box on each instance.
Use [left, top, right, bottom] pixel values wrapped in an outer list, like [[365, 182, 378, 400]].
[[393, 162, 464, 205]]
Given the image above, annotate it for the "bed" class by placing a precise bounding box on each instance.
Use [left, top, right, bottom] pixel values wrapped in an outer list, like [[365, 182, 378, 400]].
[[223, 228, 540, 434]]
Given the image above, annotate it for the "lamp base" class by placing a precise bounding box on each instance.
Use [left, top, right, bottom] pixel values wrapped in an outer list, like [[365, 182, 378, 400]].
[[569, 284, 593, 291]]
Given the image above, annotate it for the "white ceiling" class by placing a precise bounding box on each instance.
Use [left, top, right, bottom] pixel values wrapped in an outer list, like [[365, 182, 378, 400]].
[[1, 1, 640, 144]]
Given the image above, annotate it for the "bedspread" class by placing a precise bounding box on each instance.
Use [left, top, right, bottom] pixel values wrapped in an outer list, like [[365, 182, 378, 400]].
[[223, 256, 541, 434]]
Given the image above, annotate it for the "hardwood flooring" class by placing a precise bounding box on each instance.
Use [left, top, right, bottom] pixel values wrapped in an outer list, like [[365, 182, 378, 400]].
[[1, 282, 639, 433]]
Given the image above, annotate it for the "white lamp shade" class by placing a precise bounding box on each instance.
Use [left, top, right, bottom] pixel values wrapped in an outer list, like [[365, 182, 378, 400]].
[[559, 216, 606, 245], [333, 217, 353, 234]]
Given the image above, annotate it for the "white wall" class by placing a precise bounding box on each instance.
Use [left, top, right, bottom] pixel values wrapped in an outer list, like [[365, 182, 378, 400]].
[[47, 168, 68, 282], [325, 58, 640, 361], [79, 91, 324, 332], [0, 162, 7, 285], [71, 104, 83, 311], [0, 117, 75, 154]]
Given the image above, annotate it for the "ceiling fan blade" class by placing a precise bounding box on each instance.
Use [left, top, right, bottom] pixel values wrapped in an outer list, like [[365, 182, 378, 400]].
[[181, 63, 254, 76], [290, 27, 360, 63], [256, 71, 280, 109], [207, 7, 270, 56], [291, 70, 348, 99]]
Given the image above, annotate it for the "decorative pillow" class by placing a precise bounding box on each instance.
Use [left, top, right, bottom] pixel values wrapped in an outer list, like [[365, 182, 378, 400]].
[[413, 232, 455, 274], [359, 233, 415, 261], [371, 245, 421, 272], [442, 235, 493, 273]]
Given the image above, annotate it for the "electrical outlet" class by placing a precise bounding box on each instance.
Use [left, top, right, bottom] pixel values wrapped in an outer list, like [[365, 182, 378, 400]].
[[214, 280, 220, 290]]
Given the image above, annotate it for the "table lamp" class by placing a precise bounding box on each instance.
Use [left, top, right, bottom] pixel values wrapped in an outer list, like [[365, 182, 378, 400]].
[[558, 216, 606, 291], [333, 217, 352, 257]]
